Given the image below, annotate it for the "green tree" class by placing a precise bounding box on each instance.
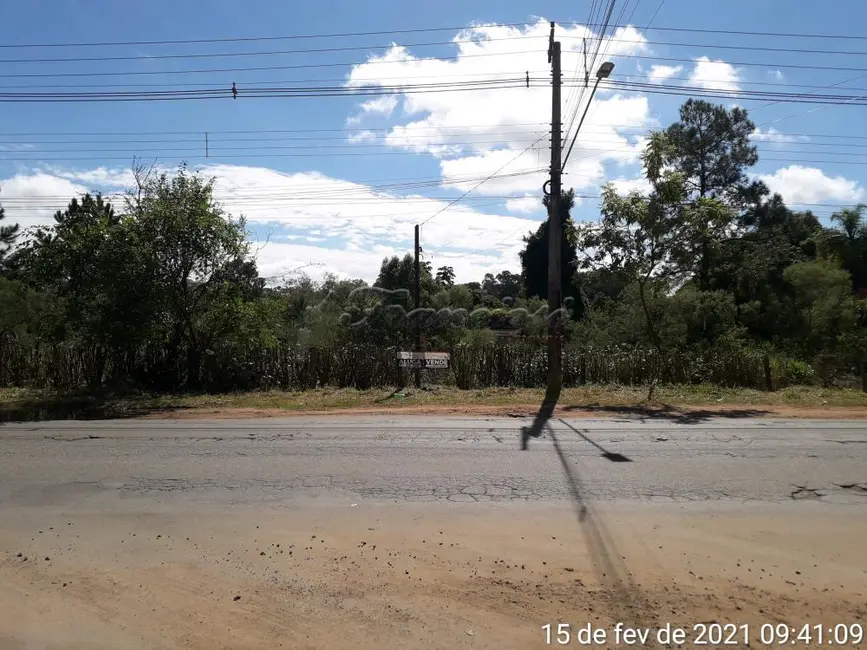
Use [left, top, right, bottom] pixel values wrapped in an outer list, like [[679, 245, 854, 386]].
[[577, 151, 730, 396], [824, 204, 867, 293], [710, 196, 821, 344], [126, 165, 251, 389], [519, 189, 579, 305], [0, 202, 19, 270], [649, 100, 766, 290], [14, 193, 147, 386], [784, 260, 857, 357], [482, 270, 522, 300], [435, 265, 455, 288]]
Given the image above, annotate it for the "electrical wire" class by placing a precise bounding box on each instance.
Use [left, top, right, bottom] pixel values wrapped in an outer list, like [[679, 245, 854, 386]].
[[0, 77, 534, 103], [575, 22, 867, 42], [0, 35, 546, 65], [0, 69, 551, 91], [419, 136, 549, 226], [573, 51, 867, 75], [0, 23, 537, 49], [566, 35, 867, 57], [604, 79, 867, 106], [0, 49, 545, 79]]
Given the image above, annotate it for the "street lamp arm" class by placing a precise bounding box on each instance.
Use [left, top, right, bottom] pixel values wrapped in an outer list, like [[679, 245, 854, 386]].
[[561, 61, 615, 173]]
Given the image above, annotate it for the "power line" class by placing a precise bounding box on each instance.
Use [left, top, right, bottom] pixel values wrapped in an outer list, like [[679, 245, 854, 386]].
[[575, 22, 867, 42], [0, 49, 545, 79], [0, 23, 536, 49], [3, 192, 856, 211], [566, 35, 867, 57], [0, 132, 548, 146], [0, 35, 546, 65], [581, 51, 867, 75], [0, 70, 551, 90], [7, 138, 867, 157], [4, 127, 867, 147], [0, 122, 548, 137], [0, 78, 534, 103], [613, 73, 867, 94], [419, 136, 549, 226], [10, 76, 867, 106], [606, 79, 867, 106], [4, 20, 865, 55]]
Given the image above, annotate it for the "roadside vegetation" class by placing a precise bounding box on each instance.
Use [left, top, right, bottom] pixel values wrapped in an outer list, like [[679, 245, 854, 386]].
[[3, 100, 867, 410], [5, 384, 867, 423]]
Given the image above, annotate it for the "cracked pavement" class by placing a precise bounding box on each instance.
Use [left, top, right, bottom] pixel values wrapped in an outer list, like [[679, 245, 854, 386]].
[[2, 415, 866, 506], [1, 415, 866, 650]]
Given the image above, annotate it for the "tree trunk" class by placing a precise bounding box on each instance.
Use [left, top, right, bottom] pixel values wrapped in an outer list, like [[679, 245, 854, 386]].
[[186, 344, 201, 390], [88, 345, 106, 391], [637, 280, 667, 401], [763, 354, 774, 392]]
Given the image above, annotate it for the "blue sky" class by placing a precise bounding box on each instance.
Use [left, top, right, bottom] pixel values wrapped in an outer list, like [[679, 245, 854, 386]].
[[2, 0, 867, 282]]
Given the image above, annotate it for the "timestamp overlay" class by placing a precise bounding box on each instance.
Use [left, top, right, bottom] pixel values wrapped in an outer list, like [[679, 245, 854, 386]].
[[541, 622, 865, 647]]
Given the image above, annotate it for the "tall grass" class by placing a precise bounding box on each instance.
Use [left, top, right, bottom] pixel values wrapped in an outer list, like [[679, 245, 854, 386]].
[[0, 339, 815, 393]]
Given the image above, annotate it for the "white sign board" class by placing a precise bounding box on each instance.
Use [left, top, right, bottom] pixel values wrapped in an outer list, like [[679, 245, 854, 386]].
[[397, 351, 450, 369]]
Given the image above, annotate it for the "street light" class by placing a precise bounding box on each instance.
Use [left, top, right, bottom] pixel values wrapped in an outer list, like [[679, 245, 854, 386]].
[[596, 61, 615, 79], [562, 61, 615, 170]]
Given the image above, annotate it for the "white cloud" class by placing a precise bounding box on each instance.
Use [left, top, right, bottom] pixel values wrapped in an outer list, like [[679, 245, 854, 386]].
[[346, 95, 398, 126], [750, 127, 809, 144], [768, 69, 785, 82], [347, 130, 377, 143], [0, 173, 91, 231], [360, 95, 398, 116], [344, 20, 654, 194], [0, 143, 35, 152], [648, 65, 682, 83], [51, 166, 136, 187], [505, 196, 539, 214], [689, 56, 741, 91], [609, 176, 652, 195], [1, 164, 541, 283], [757, 165, 865, 205]]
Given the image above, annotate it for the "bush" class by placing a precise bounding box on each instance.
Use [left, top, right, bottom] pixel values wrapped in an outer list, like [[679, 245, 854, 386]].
[[784, 359, 816, 386]]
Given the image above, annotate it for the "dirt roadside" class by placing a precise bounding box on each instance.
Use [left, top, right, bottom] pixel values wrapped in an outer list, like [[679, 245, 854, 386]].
[[0, 502, 864, 650], [140, 402, 867, 420]]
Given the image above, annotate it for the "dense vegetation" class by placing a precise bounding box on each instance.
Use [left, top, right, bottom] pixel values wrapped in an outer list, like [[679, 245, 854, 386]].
[[2, 101, 867, 394]]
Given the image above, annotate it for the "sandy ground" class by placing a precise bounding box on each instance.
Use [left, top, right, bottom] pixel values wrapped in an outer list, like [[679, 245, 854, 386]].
[[142, 403, 867, 420], [1, 501, 865, 650]]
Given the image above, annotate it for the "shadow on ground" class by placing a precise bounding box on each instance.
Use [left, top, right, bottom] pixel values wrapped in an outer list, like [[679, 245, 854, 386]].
[[557, 418, 633, 462], [560, 403, 769, 424], [520, 382, 561, 449], [0, 393, 191, 423], [522, 383, 654, 625]]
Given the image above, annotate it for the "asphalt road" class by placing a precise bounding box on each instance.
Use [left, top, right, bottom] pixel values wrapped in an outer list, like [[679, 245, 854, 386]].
[[2, 415, 866, 507]]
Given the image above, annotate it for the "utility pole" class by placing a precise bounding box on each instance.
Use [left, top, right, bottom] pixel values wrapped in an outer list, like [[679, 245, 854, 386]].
[[546, 22, 563, 399], [413, 224, 422, 388]]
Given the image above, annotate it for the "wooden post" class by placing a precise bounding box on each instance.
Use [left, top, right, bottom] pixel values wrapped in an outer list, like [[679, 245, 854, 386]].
[[763, 354, 774, 392], [860, 358, 867, 393], [413, 224, 422, 388]]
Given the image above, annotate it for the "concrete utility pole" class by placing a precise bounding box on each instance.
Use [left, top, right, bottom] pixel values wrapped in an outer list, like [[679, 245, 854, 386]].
[[414, 224, 422, 388], [546, 22, 563, 399]]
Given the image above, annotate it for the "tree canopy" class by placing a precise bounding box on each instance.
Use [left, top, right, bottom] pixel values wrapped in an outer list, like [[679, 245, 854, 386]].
[[2, 101, 867, 393]]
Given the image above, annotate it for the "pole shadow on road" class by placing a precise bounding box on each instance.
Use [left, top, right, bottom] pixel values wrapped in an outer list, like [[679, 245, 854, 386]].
[[557, 419, 633, 463], [520, 383, 561, 450], [547, 421, 651, 628]]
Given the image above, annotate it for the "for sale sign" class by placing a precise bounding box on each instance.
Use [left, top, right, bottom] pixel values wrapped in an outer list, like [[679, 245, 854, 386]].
[[397, 351, 450, 369]]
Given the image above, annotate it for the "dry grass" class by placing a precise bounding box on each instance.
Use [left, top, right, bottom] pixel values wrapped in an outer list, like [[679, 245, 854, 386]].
[[3, 383, 867, 422]]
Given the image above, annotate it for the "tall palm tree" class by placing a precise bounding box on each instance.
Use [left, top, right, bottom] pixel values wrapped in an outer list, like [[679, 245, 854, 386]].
[[831, 204, 866, 243]]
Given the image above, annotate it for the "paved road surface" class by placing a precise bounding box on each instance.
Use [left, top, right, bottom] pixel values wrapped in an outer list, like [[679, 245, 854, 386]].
[[1, 416, 866, 505], [1, 416, 866, 650]]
